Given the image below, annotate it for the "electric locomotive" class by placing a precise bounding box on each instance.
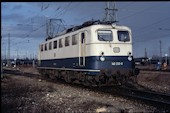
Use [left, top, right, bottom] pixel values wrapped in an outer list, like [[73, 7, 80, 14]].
[[37, 20, 139, 86]]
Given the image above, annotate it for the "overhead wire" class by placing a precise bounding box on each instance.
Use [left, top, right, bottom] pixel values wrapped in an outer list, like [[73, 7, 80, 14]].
[[133, 34, 170, 44], [54, 2, 72, 18], [49, 2, 82, 34], [22, 2, 50, 26], [119, 2, 135, 8], [134, 16, 170, 32], [58, 2, 72, 18], [117, 2, 170, 44], [2, 2, 49, 47], [119, 3, 163, 21], [22, 2, 72, 38], [133, 17, 170, 39]]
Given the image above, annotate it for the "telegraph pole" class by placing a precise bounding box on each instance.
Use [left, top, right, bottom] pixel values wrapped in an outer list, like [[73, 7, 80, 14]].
[[17, 49, 18, 59], [104, 2, 118, 22], [7, 33, 11, 67], [168, 47, 170, 66], [49, 19, 53, 38], [105, 2, 109, 21], [159, 40, 162, 64], [159, 28, 170, 66], [5, 43, 6, 60], [145, 48, 147, 58], [46, 18, 49, 39], [1, 35, 3, 78], [32, 52, 35, 68]]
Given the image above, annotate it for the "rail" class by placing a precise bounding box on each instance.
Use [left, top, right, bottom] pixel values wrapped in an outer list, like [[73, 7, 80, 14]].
[[100, 86, 170, 111], [3, 68, 170, 111]]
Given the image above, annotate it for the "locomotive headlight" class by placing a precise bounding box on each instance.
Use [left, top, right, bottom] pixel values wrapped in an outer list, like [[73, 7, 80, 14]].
[[128, 52, 132, 61], [100, 56, 105, 61], [128, 56, 132, 61], [100, 51, 105, 61]]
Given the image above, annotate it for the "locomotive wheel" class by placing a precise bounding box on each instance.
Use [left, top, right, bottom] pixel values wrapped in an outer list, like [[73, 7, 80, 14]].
[[82, 80, 90, 86], [120, 76, 127, 85], [44, 74, 49, 79], [64, 74, 71, 83], [131, 76, 138, 84], [49, 74, 56, 80]]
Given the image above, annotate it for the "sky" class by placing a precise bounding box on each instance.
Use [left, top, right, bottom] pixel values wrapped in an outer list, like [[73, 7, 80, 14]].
[[1, 2, 170, 59]]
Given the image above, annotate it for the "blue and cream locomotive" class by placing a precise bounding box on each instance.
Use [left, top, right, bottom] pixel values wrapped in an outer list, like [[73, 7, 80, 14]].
[[37, 20, 139, 86]]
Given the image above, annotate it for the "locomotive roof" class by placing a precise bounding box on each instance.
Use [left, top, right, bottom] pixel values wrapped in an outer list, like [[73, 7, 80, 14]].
[[45, 20, 129, 41], [63, 20, 117, 34]]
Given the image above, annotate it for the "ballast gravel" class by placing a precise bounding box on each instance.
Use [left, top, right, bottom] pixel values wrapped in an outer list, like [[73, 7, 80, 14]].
[[2, 67, 168, 112]]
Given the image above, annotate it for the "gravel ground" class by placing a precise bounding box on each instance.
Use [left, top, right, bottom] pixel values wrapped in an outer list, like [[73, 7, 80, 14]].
[[1, 67, 161, 113], [137, 70, 170, 94]]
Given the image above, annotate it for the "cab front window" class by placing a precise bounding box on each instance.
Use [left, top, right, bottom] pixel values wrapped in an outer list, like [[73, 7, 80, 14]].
[[98, 30, 113, 41], [118, 31, 130, 42]]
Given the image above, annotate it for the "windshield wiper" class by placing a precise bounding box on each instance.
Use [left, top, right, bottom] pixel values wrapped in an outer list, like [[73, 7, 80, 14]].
[[101, 37, 107, 41], [98, 35, 107, 41]]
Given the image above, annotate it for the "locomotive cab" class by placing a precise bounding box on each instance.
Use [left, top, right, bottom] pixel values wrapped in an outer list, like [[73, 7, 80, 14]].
[[87, 25, 137, 71], [82, 24, 139, 85]]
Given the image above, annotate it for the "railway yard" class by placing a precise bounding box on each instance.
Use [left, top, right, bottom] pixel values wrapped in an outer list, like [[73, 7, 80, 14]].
[[2, 2, 170, 113], [1, 65, 170, 113]]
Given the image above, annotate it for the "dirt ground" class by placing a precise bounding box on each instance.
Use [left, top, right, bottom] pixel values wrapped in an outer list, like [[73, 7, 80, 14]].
[[1, 66, 170, 113], [137, 70, 170, 94]]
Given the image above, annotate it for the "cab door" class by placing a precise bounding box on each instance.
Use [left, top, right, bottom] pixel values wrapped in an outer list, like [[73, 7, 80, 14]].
[[79, 32, 86, 66]]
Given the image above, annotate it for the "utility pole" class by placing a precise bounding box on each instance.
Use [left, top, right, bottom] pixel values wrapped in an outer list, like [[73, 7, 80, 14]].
[[1, 35, 3, 78], [15, 49, 18, 59], [32, 52, 35, 68], [104, 2, 118, 22], [30, 53, 32, 60], [46, 17, 49, 39], [159, 40, 162, 64], [159, 28, 170, 66], [5, 43, 6, 60], [7, 33, 11, 67], [49, 19, 53, 38], [33, 52, 34, 60], [144, 48, 147, 58], [168, 47, 170, 66], [17, 49, 19, 59], [26, 51, 27, 59]]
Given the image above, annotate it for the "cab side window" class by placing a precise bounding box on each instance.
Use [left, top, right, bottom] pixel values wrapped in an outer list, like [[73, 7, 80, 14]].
[[59, 38, 63, 48], [53, 40, 57, 49], [45, 43, 47, 51], [41, 44, 43, 51], [72, 34, 78, 45], [81, 33, 85, 44], [49, 42, 52, 50], [65, 36, 70, 47]]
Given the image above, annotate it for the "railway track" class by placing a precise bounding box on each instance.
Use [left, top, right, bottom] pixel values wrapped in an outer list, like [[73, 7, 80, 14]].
[[3, 68, 170, 111], [138, 68, 170, 72], [99, 86, 170, 111]]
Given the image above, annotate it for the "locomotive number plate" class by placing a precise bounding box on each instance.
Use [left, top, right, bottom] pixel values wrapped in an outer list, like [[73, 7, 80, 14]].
[[111, 62, 123, 65]]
